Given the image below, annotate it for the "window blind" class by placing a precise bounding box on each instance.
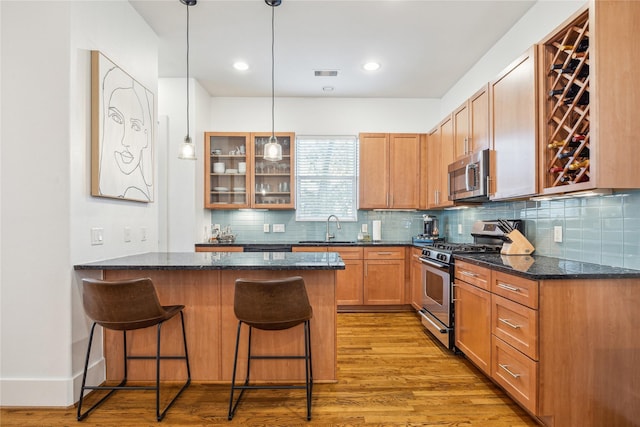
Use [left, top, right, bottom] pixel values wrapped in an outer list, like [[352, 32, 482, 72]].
[[295, 135, 358, 221]]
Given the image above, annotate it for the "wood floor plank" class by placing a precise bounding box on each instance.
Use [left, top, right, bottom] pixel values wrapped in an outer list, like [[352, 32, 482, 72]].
[[0, 312, 538, 426]]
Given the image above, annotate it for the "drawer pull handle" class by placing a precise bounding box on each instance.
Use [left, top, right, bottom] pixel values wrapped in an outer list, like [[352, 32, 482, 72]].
[[461, 271, 479, 278], [377, 252, 393, 255], [499, 364, 521, 379], [498, 318, 521, 329], [497, 283, 521, 292]]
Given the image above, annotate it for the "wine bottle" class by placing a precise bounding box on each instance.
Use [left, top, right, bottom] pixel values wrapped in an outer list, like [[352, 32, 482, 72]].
[[559, 171, 580, 183], [564, 91, 589, 106], [572, 134, 587, 142], [548, 139, 579, 149], [568, 159, 590, 170], [559, 38, 589, 52], [549, 84, 580, 98], [549, 166, 565, 173], [550, 58, 579, 72], [558, 147, 590, 159]]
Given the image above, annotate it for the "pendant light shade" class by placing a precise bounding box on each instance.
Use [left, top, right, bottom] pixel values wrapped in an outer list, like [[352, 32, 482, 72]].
[[263, 0, 283, 162], [178, 0, 197, 160]]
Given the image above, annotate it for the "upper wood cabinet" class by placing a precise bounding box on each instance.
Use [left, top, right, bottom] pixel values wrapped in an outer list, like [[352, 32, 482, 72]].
[[490, 46, 539, 201], [204, 132, 294, 209], [538, 3, 640, 195], [426, 117, 455, 209], [453, 84, 490, 159], [359, 133, 421, 209]]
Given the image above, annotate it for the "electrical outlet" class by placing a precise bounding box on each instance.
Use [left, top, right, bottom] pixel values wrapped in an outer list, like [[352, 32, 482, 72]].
[[361, 224, 368, 233], [263, 224, 270, 233], [140, 227, 147, 242], [124, 227, 131, 243], [91, 228, 104, 245], [213, 224, 221, 232], [458, 224, 463, 235], [273, 224, 285, 233], [554, 226, 563, 243]]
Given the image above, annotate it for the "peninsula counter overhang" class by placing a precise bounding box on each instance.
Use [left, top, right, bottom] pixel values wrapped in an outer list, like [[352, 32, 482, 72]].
[[74, 251, 346, 271]]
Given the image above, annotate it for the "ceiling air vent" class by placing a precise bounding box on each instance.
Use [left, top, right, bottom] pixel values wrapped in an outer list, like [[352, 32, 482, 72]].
[[314, 70, 338, 77]]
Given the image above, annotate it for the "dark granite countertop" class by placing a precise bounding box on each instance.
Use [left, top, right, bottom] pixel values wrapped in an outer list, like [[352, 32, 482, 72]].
[[74, 252, 345, 271], [195, 240, 416, 248], [454, 253, 640, 280]]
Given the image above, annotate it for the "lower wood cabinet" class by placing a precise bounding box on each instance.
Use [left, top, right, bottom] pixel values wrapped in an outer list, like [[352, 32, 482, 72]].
[[363, 247, 405, 305], [334, 247, 364, 305], [409, 247, 423, 310], [454, 261, 492, 375]]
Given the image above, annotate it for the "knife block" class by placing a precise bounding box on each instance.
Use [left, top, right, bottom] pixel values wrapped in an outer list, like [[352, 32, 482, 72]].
[[501, 229, 535, 255]]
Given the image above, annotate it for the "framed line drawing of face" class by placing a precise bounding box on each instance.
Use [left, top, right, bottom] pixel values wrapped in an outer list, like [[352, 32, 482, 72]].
[[91, 51, 154, 202]]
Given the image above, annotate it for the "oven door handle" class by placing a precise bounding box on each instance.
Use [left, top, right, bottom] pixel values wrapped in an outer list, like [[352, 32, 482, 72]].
[[419, 257, 449, 270], [418, 310, 446, 333]]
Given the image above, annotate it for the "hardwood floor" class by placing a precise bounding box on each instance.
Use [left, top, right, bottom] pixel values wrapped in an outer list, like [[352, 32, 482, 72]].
[[1, 312, 538, 426]]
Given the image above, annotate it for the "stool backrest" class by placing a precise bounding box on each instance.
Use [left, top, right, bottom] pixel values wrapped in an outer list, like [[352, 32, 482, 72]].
[[82, 277, 167, 330], [234, 276, 312, 330]]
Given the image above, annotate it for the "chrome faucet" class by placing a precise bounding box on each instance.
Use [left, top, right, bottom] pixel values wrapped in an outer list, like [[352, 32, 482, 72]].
[[326, 215, 341, 241]]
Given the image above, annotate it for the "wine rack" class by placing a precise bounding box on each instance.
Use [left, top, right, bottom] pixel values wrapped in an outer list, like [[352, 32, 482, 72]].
[[541, 10, 590, 191]]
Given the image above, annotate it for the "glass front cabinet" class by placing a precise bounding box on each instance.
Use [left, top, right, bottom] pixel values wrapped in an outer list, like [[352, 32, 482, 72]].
[[204, 132, 294, 210]]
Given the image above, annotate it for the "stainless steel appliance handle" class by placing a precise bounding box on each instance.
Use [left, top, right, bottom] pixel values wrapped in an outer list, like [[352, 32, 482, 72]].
[[418, 310, 446, 333], [499, 364, 521, 378], [419, 258, 448, 270], [465, 163, 477, 191]]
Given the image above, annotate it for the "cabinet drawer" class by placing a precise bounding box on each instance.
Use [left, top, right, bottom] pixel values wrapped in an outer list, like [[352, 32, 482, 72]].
[[364, 247, 405, 260], [455, 260, 491, 291], [492, 294, 538, 360], [492, 271, 538, 309], [491, 336, 538, 415], [334, 247, 364, 260]]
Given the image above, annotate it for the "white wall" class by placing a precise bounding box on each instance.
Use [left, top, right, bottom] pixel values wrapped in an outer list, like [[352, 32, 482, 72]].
[[0, 0, 158, 406]]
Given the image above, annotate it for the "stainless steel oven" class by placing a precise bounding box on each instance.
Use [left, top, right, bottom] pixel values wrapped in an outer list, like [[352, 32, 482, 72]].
[[418, 256, 454, 349]]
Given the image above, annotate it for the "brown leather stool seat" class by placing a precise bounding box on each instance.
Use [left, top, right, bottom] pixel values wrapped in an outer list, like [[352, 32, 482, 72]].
[[228, 276, 313, 420], [77, 277, 191, 422]]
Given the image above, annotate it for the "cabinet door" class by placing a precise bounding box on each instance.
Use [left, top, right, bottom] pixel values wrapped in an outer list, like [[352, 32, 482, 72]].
[[336, 259, 364, 305], [363, 259, 405, 305], [490, 47, 538, 200], [469, 84, 490, 154], [454, 281, 492, 375], [252, 132, 295, 209], [205, 132, 251, 209], [453, 101, 469, 159], [427, 117, 455, 209], [389, 134, 420, 208], [359, 133, 390, 209], [409, 248, 423, 310]]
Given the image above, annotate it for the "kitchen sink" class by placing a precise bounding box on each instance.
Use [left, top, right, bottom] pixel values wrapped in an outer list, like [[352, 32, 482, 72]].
[[298, 240, 356, 244]]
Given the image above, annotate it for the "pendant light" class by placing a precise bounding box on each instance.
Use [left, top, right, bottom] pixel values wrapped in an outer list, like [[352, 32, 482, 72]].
[[263, 0, 283, 162], [178, 0, 197, 160]]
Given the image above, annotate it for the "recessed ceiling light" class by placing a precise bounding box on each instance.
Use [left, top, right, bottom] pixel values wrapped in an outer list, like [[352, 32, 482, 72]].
[[322, 86, 334, 92], [233, 61, 249, 71], [363, 62, 381, 71]]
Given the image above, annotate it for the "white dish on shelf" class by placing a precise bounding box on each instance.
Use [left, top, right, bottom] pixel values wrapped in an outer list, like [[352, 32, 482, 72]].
[[226, 169, 238, 174], [213, 187, 229, 192], [233, 187, 246, 192]]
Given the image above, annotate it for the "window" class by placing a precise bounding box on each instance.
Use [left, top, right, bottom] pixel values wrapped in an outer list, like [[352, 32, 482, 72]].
[[295, 135, 358, 221]]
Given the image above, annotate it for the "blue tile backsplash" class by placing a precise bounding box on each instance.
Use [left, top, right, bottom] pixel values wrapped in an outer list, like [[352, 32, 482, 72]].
[[210, 190, 640, 270]]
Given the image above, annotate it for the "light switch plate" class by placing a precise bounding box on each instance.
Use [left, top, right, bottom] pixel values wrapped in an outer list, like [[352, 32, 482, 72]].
[[273, 224, 285, 233], [263, 224, 270, 233], [361, 224, 368, 233], [124, 227, 131, 243], [458, 224, 463, 235], [140, 227, 147, 241], [91, 228, 104, 245], [554, 226, 563, 243]]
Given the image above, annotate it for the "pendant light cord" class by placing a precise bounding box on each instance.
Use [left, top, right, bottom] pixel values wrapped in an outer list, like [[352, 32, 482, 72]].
[[270, 4, 275, 140], [186, 3, 191, 138]]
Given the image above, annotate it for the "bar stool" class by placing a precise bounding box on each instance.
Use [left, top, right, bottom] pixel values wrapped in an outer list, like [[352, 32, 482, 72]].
[[228, 276, 313, 421], [77, 277, 191, 421]]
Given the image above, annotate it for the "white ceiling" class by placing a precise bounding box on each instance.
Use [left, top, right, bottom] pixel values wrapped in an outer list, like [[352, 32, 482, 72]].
[[129, 0, 536, 99]]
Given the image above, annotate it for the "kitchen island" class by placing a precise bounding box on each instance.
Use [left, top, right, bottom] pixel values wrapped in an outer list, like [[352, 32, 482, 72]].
[[75, 252, 345, 383]]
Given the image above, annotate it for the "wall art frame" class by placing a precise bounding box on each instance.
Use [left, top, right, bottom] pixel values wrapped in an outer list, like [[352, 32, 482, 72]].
[[91, 50, 154, 202]]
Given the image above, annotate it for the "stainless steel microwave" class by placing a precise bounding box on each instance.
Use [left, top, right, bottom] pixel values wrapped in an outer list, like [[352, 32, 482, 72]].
[[447, 149, 491, 202]]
